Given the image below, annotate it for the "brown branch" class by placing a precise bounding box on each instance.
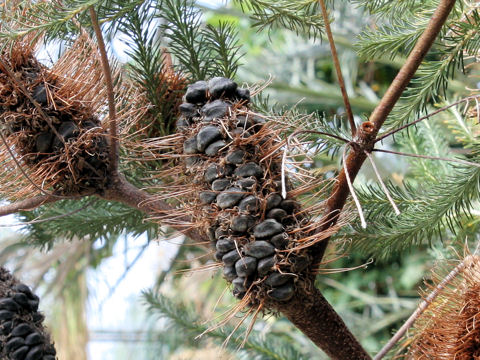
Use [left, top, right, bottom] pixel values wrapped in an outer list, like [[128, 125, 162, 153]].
[[275, 2, 456, 358], [311, 0, 457, 265], [103, 175, 206, 243], [0, 195, 57, 217], [375, 94, 480, 143], [319, 0, 356, 137], [89, 6, 119, 174], [277, 285, 370, 359]]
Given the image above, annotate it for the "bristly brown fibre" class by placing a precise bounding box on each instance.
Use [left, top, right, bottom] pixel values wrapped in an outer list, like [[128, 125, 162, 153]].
[[400, 255, 480, 359], [0, 35, 112, 199]]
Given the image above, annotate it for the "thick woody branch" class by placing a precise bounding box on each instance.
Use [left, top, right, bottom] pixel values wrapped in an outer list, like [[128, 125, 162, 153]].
[[311, 0, 457, 265], [0, 196, 57, 217], [89, 6, 119, 174], [277, 285, 370, 359]]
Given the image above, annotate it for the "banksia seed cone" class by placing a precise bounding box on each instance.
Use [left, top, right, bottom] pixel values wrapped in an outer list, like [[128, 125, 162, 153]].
[[0, 39, 109, 198], [175, 77, 334, 306], [403, 255, 480, 359], [0, 267, 57, 360]]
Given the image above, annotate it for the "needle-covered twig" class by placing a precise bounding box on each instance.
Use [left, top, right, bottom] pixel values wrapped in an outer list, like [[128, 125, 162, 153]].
[[0, 199, 97, 226], [365, 151, 401, 216], [373, 148, 480, 168], [375, 95, 480, 143]]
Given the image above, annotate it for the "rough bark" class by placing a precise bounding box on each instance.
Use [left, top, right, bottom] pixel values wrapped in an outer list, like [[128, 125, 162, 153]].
[[277, 284, 370, 359]]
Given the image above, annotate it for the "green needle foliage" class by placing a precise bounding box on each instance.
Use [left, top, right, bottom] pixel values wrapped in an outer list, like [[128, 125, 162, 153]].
[[0, 0, 146, 46], [357, 2, 480, 128], [397, 121, 451, 181], [143, 290, 310, 360], [18, 198, 159, 248], [204, 21, 243, 79], [352, 0, 429, 20], [357, 16, 431, 61], [352, 116, 480, 259], [354, 161, 480, 259], [233, 0, 326, 38], [153, 0, 242, 80], [118, 1, 179, 136]]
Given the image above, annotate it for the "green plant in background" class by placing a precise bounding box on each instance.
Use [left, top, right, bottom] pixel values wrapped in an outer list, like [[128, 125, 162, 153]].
[[0, 0, 479, 359]]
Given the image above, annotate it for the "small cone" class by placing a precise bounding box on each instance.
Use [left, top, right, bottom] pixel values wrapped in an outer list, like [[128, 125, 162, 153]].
[[0, 267, 57, 360], [0, 38, 110, 199]]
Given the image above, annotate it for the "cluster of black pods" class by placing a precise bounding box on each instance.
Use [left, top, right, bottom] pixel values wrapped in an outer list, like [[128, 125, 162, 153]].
[[179, 77, 311, 302], [0, 271, 56, 360]]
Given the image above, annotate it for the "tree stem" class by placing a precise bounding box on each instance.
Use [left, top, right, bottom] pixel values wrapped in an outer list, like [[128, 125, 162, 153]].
[[0, 195, 57, 217], [311, 0, 457, 265], [318, 0, 356, 137], [89, 6, 119, 174], [103, 175, 206, 243], [277, 285, 370, 359]]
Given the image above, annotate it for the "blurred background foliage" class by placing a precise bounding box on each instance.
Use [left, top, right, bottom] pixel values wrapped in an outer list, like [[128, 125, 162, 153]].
[[0, 0, 479, 359]]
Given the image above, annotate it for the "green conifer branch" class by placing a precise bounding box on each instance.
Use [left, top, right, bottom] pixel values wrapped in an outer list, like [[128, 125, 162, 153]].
[[397, 121, 451, 181], [0, 0, 101, 42], [143, 290, 310, 360], [352, 0, 428, 18], [153, 0, 242, 80], [354, 156, 480, 259], [120, 2, 172, 135], [389, 32, 477, 127], [154, 0, 210, 79], [357, 16, 432, 61], [233, 0, 326, 38], [203, 21, 243, 79], [19, 198, 160, 248]]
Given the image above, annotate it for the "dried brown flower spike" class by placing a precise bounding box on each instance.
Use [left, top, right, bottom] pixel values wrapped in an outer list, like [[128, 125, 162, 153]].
[[0, 267, 57, 360], [176, 77, 335, 308], [0, 40, 109, 198], [404, 255, 480, 359]]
